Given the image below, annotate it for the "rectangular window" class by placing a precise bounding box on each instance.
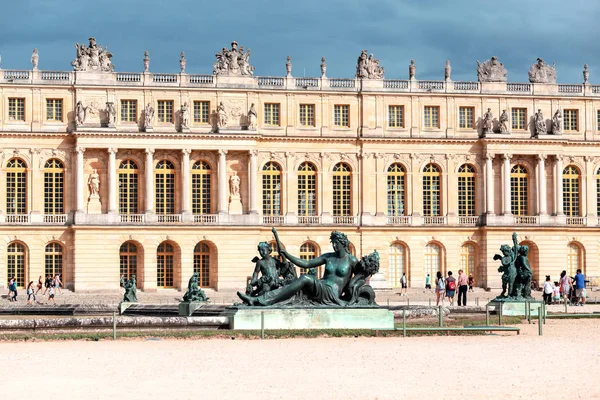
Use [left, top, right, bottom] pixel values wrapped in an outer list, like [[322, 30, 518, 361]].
[[564, 109, 578, 131], [388, 105, 404, 128], [334, 105, 350, 127], [157, 100, 174, 123], [458, 107, 474, 129], [423, 106, 439, 128], [511, 108, 527, 130], [8, 98, 25, 121], [46, 99, 63, 122], [299, 104, 315, 127], [264, 103, 280, 126], [597, 110, 600, 131], [193, 101, 210, 124], [120, 100, 137, 122]]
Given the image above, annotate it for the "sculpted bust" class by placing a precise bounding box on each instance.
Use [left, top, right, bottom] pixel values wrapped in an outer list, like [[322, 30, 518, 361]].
[[476, 56, 507, 82]]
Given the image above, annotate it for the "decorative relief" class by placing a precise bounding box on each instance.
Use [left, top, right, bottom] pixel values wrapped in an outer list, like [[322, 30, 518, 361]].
[[213, 41, 255, 76], [71, 37, 114, 72], [477, 56, 507, 82], [356, 50, 384, 79], [528, 58, 556, 83]]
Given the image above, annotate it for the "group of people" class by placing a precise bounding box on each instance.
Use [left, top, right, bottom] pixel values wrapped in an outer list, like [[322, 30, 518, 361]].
[[542, 269, 587, 306], [6, 274, 62, 305], [432, 270, 473, 306]]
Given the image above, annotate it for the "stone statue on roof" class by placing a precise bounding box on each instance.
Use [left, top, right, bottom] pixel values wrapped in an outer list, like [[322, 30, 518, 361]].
[[356, 50, 384, 79], [476, 56, 507, 82], [72, 37, 114, 72], [213, 41, 255, 76], [528, 58, 556, 83]]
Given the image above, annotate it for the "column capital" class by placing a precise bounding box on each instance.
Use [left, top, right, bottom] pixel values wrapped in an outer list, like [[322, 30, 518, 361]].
[[145, 148, 155, 156], [584, 156, 594, 163], [181, 148, 191, 157], [537, 154, 547, 161], [555, 154, 564, 162], [502, 153, 512, 160], [218, 149, 228, 157], [485, 153, 495, 161], [249, 149, 259, 157], [75, 147, 86, 154], [108, 148, 118, 155]]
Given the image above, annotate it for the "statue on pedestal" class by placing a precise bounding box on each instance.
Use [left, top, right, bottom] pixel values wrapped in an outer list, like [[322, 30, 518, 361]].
[[286, 56, 292, 77], [493, 233, 533, 301], [528, 58, 556, 83], [483, 108, 494, 135], [320, 57, 327, 78], [144, 103, 154, 129], [76, 101, 87, 126], [229, 172, 240, 198], [72, 37, 114, 72], [499, 109, 509, 133], [31, 48, 39, 70], [179, 52, 186, 73], [552, 109, 563, 135], [445, 60, 451, 80], [583, 64, 589, 84], [217, 102, 228, 128], [143, 51, 150, 72], [476, 56, 507, 82], [247, 103, 257, 130], [356, 50, 384, 79], [88, 169, 100, 198], [181, 102, 190, 129], [409, 59, 416, 80], [106, 102, 116, 126], [123, 275, 137, 303], [213, 41, 255, 76], [534, 109, 546, 136], [182, 272, 208, 302]]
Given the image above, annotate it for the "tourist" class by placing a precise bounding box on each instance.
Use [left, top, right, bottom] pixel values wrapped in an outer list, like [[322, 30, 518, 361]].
[[35, 275, 43, 296], [560, 270, 572, 304], [26, 281, 36, 305], [553, 282, 561, 304], [47, 286, 56, 305], [425, 274, 432, 292], [401, 272, 407, 296], [7, 277, 17, 302], [457, 269, 468, 306], [542, 275, 553, 305], [435, 271, 445, 306], [53, 274, 63, 295], [120, 274, 125, 291], [574, 269, 586, 306], [445, 271, 456, 306], [43, 275, 52, 295], [468, 274, 474, 292]]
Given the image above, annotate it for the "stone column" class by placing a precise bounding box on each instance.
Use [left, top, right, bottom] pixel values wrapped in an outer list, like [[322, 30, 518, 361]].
[[145, 148, 155, 213], [181, 149, 191, 214], [76, 147, 85, 213], [555, 155, 564, 215], [218, 149, 228, 214], [502, 154, 512, 215], [108, 148, 118, 214], [248, 150, 258, 214], [537, 154, 547, 215], [485, 153, 494, 214]]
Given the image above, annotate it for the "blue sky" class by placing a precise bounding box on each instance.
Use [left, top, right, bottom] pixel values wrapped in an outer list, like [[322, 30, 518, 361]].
[[0, 0, 597, 82]]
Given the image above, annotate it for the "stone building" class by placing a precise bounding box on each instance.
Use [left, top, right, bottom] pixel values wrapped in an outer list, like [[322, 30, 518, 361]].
[[0, 39, 599, 292]]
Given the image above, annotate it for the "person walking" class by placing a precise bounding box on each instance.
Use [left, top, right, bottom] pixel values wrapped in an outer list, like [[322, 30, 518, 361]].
[[26, 281, 36, 305], [542, 275, 553, 305], [400, 272, 408, 296], [468, 274, 474, 292], [574, 269, 586, 306], [445, 271, 456, 306], [435, 271, 445, 306], [553, 282, 561, 304], [47, 286, 56, 305], [425, 274, 432, 293], [35, 275, 44, 296], [43, 275, 52, 295], [8, 277, 17, 302], [560, 270, 572, 305], [457, 269, 468, 306], [53, 274, 63, 295]]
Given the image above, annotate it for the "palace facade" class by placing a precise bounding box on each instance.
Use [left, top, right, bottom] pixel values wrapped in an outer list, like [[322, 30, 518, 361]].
[[1, 39, 600, 291]]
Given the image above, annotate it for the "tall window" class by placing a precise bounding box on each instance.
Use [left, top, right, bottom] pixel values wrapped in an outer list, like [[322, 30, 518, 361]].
[[8, 98, 25, 121], [596, 168, 600, 216], [7, 242, 26, 287], [262, 162, 281, 215], [597, 110, 600, 131], [45, 243, 63, 282], [423, 164, 441, 216], [564, 109, 578, 131], [6, 158, 27, 214], [299, 104, 315, 127], [120, 100, 137, 122], [458, 107, 474, 129], [194, 242, 211, 287], [567, 243, 581, 276], [510, 165, 528, 215], [118, 160, 139, 214], [423, 106, 439, 128], [333, 163, 351, 216], [298, 162, 317, 216], [387, 163, 406, 216], [459, 244, 475, 276], [157, 100, 174, 123], [563, 165, 580, 217], [43, 159, 64, 214], [458, 164, 476, 216], [46, 99, 63, 121], [192, 161, 211, 215], [299, 242, 320, 277], [388, 243, 406, 287], [193, 101, 210, 124], [334, 105, 350, 127], [155, 160, 175, 214], [157, 242, 174, 288], [119, 242, 138, 282], [511, 108, 527, 130], [388, 105, 404, 128], [424, 243, 441, 279], [264, 103, 280, 126]]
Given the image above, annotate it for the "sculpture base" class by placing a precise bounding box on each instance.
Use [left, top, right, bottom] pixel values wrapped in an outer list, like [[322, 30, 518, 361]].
[[178, 301, 208, 316], [225, 307, 394, 330], [87, 195, 102, 214], [488, 300, 545, 317], [229, 196, 243, 215], [119, 302, 139, 315]]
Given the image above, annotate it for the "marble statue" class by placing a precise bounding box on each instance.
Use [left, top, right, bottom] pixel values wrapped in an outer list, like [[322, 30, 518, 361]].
[[230, 172, 240, 197], [106, 102, 116, 125], [143, 51, 150, 72], [179, 52, 186, 73], [76, 101, 87, 126], [88, 169, 100, 197], [122, 275, 137, 303], [534, 109, 546, 135], [72, 37, 114, 72], [493, 233, 533, 301], [476, 56, 507, 82], [320, 57, 327, 77], [181, 102, 190, 129], [182, 272, 208, 302], [409, 59, 416, 80], [483, 108, 494, 135], [144, 103, 154, 129], [528, 58, 556, 83], [445, 60, 451, 80], [286, 56, 292, 77], [583, 64, 589, 84], [247, 103, 257, 130], [499, 109, 509, 133], [31, 48, 39, 70], [552, 109, 563, 135], [213, 41, 255, 76], [217, 102, 228, 128], [356, 50, 384, 79]]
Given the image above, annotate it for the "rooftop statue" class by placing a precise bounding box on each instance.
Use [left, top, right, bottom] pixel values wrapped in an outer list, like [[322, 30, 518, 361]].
[[237, 228, 379, 306], [213, 41, 255, 76], [493, 233, 533, 301], [182, 272, 209, 302], [122, 275, 137, 303], [528, 58, 556, 83], [356, 50, 384, 79], [31, 48, 39, 70], [476, 56, 507, 82], [71, 37, 114, 72]]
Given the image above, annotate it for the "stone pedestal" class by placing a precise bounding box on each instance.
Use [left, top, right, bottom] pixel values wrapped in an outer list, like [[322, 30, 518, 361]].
[[487, 300, 545, 317], [87, 194, 102, 214], [119, 302, 139, 315], [229, 195, 243, 215], [178, 301, 208, 316], [368, 272, 389, 289]]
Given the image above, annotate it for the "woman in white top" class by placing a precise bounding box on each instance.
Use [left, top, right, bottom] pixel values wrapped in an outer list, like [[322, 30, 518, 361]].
[[542, 275, 553, 305], [435, 271, 445, 306], [559, 270, 572, 304]]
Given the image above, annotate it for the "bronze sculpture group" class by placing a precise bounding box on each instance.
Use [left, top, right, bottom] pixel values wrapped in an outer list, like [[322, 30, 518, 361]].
[[493, 232, 533, 301], [183, 272, 209, 302], [122, 275, 137, 303]]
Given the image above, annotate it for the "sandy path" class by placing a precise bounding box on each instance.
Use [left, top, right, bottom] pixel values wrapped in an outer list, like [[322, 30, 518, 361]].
[[2, 320, 600, 400]]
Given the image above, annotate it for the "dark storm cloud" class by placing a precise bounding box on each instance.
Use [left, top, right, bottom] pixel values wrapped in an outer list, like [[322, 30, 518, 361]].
[[0, 0, 598, 83]]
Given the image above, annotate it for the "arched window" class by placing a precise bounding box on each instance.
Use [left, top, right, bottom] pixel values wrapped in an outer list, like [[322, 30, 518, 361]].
[[194, 242, 211, 287], [424, 243, 441, 279], [6, 158, 27, 214], [7, 242, 26, 287], [387, 163, 406, 216], [298, 162, 317, 216], [388, 243, 406, 287], [44, 242, 63, 283], [459, 243, 476, 276], [44, 159, 64, 214], [458, 164, 475, 217], [423, 164, 441, 216], [192, 161, 212, 215], [157, 242, 174, 288], [120, 242, 138, 281], [262, 162, 282, 215], [299, 242, 320, 277], [567, 243, 582, 276], [118, 160, 139, 214], [333, 163, 351, 216], [563, 165, 580, 217], [510, 165, 528, 215], [155, 160, 175, 215]]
